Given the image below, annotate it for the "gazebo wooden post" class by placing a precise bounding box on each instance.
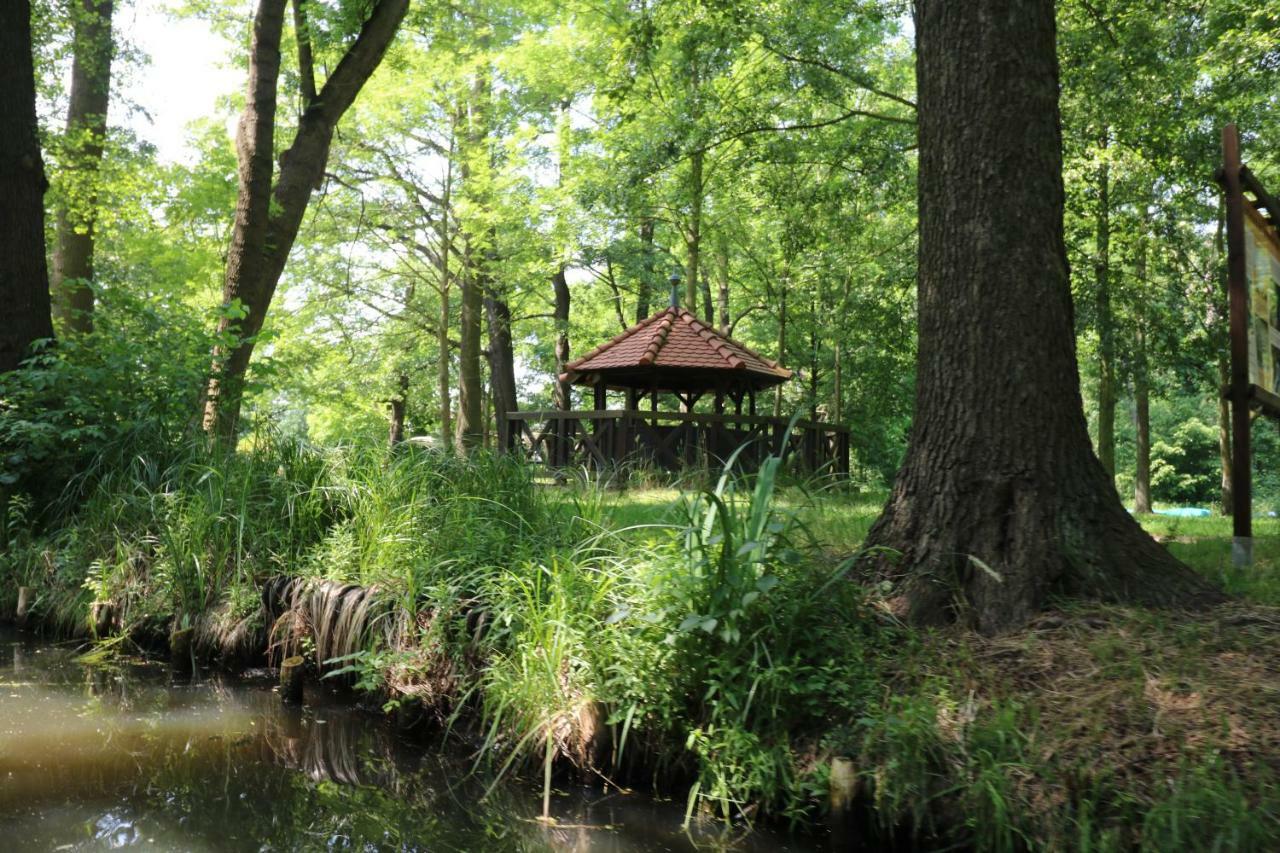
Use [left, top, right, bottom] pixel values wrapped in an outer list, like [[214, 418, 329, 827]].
[[711, 384, 726, 467], [593, 381, 607, 461]]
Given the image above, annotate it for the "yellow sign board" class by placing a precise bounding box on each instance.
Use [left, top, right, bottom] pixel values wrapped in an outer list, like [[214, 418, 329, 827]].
[[1245, 206, 1280, 393]]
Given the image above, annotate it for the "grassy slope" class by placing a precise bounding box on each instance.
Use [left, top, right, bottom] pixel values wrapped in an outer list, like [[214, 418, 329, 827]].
[[6, 455, 1278, 848], [588, 488, 1280, 849]]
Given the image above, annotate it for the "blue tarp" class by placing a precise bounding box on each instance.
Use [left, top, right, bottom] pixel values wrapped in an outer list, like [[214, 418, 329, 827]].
[[1152, 507, 1212, 518]]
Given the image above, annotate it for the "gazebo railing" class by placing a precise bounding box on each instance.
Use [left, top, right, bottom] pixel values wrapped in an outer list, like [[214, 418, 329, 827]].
[[504, 409, 850, 476]]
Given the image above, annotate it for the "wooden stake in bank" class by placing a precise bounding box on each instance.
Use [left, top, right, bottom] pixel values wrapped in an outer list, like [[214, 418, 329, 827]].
[[169, 625, 194, 677], [15, 586, 33, 628], [279, 655, 305, 704], [1217, 124, 1280, 567]]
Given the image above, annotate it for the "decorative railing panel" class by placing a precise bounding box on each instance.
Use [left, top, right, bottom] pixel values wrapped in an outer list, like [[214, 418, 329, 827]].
[[504, 410, 850, 476]]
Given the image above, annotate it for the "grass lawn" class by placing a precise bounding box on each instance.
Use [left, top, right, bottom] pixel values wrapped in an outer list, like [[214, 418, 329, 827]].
[[583, 485, 1280, 603], [569, 485, 1280, 847]]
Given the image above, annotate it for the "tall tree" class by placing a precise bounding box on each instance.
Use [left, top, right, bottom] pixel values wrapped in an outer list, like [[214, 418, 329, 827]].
[[455, 63, 490, 451], [864, 0, 1220, 632], [51, 0, 115, 335], [0, 0, 55, 373], [1093, 134, 1116, 479], [202, 0, 409, 442]]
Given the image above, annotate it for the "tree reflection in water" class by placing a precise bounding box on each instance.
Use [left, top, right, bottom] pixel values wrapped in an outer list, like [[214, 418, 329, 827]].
[[0, 630, 813, 851]]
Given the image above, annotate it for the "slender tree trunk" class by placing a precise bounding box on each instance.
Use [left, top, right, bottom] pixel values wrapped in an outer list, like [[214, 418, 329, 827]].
[[686, 150, 703, 309], [0, 0, 56, 373], [455, 65, 490, 452], [457, 257, 484, 450], [291, 0, 316, 108], [1214, 201, 1233, 515], [439, 285, 452, 445], [203, 0, 408, 443], [637, 216, 654, 322], [774, 278, 787, 417], [51, 0, 114, 335], [1218, 355, 1234, 514], [699, 257, 714, 325], [437, 129, 455, 447], [1094, 136, 1116, 481], [388, 373, 408, 446], [715, 241, 730, 335], [1133, 218, 1151, 514], [863, 0, 1219, 633], [486, 292, 518, 449], [553, 266, 572, 410], [1134, 331, 1152, 514]]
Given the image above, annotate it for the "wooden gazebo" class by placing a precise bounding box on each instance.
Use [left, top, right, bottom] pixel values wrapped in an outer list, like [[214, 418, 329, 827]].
[[505, 304, 850, 474]]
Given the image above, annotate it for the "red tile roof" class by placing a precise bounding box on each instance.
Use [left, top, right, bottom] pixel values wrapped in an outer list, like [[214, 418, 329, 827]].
[[562, 307, 791, 389]]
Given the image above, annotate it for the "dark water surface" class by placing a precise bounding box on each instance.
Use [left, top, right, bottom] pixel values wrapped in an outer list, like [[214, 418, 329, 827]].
[[0, 628, 821, 852]]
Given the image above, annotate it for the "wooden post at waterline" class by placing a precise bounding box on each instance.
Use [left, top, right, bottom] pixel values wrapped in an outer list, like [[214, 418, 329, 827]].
[[828, 755, 861, 847], [279, 655, 305, 704], [90, 601, 114, 638], [15, 586, 33, 629], [169, 625, 194, 678]]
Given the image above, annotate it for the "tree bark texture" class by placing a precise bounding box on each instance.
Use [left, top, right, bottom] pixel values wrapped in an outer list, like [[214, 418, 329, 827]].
[[203, 0, 409, 443], [715, 241, 730, 335], [455, 66, 490, 452], [1214, 205, 1233, 516], [388, 373, 408, 446], [773, 280, 786, 418], [552, 265, 572, 410], [685, 150, 702, 310], [1094, 143, 1116, 481], [863, 0, 1220, 633], [456, 259, 485, 450], [1133, 227, 1151, 514], [1218, 354, 1234, 515], [0, 0, 55, 372], [637, 217, 654, 322], [1134, 326, 1152, 514], [486, 292, 518, 449], [437, 142, 455, 447], [51, 0, 114, 335]]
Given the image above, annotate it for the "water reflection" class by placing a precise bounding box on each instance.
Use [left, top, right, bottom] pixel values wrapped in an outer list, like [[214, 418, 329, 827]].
[[0, 630, 818, 851]]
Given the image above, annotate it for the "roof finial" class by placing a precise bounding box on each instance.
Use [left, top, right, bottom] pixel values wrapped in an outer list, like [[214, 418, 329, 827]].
[[668, 269, 682, 309]]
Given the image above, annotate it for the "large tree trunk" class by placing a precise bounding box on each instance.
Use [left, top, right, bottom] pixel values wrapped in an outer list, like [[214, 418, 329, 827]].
[[863, 0, 1220, 633], [0, 0, 55, 373], [486, 291, 518, 450], [203, 0, 408, 443], [51, 0, 114, 335], [1094, 138, 1116, 481]]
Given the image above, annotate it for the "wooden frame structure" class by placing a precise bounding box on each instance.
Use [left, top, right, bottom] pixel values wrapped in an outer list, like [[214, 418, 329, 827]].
[[1217, 123, 1280, 565]]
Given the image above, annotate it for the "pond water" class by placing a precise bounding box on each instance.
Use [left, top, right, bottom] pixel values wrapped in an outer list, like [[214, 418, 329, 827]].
[[0, 628, 822, 851]]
